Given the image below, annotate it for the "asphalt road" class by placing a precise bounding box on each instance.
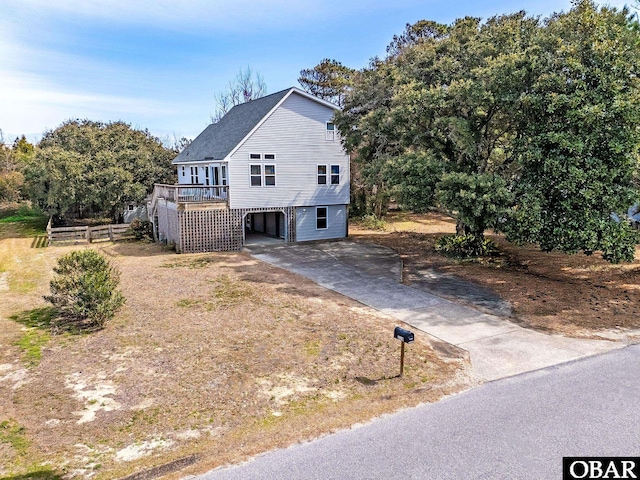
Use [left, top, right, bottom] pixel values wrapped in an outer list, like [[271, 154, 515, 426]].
[[192, 344, 640, 480]]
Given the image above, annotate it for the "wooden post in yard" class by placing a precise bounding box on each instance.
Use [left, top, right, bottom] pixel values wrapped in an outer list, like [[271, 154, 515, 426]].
[[109, 224, 113, 242], [400, 342, 405, 377]]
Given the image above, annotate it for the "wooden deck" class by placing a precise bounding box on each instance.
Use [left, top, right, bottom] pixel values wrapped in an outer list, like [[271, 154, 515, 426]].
[[151, 184, 228, 205]]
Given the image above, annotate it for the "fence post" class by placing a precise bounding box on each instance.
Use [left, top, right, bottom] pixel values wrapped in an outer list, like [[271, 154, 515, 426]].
[[109, 225, 114, 241], [47, 216, 52, 246], [86, 226, 91, 243]]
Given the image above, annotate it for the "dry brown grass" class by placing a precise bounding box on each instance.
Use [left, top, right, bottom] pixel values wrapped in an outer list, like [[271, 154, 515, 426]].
[[1, 223, 470, 479], [351, 211, 640, 338]]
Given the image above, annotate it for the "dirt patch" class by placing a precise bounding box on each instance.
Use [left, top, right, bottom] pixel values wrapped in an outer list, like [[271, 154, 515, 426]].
[[1, 228, 470, 479], [351, 211, 640, 339]]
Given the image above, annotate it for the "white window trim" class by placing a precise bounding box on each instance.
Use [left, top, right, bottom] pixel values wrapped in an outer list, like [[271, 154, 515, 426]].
[[326, 122, 335, 141], [330, 164, 340, 185], [249, 154, 276, 187], [264, 164, 276, 187], [316, 206, 328, 230], [317, 164, 328, 185], [221, 164, 228, 186], [190, 166, 199, 185], [249, 164, 262, 187]]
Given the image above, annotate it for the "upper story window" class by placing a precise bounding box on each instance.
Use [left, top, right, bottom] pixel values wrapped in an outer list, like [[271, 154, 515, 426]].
[[326, 122, 335, 141], [250, 164, 262, 186], [317, 165, 327, 185], [264, 165, 276, 186], [221, 165, 227, 186], [190, 166, 199, 184], [249, 154, 276, 187], [331, 165, 340, 185]]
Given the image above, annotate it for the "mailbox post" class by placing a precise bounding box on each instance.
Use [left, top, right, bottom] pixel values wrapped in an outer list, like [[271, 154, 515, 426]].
[[394, 327, 414, 377]]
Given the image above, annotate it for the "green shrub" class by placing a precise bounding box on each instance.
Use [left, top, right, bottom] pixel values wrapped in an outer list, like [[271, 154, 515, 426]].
[[44, 250, 125, 331], [359, 213, 386, 231], [129, 218, 154, 241], [435, 234, 498, 258]]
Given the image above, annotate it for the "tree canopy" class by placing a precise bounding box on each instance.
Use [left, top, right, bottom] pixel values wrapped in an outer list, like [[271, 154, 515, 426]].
[[336, 0, 640, 262], [0, 133, 34, 202], [22, 120, 176, 220], [298, 59, 355, 107]]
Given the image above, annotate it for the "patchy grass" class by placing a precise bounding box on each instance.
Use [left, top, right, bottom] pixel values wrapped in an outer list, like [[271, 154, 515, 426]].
[[1, 233, 470, 479], [12, 329, 51, 367], [351, 211, 640, 338], [0, 205, 48, 240], [0, 419, 29, 452]]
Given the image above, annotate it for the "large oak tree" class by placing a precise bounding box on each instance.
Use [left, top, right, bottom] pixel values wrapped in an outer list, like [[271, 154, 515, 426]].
[[336, 0, 640, 262]]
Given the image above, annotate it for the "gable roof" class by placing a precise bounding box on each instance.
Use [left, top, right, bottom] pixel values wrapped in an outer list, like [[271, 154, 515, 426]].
[[173, 87, 339, 164]]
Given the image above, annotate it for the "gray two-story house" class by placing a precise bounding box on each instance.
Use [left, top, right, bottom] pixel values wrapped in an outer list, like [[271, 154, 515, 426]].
[[149, 87, 350, 253]]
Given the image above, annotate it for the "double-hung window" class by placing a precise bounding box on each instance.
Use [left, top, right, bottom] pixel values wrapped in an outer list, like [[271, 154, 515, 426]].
[[190, 166, 199, 184], [250, 164, 262, 186], [326, 122, 335, 141], [249, 153, 276, 187], [316, 207, 328, 229], [317, 165, 327, 185], [264, 165, 276, 186], [331, 165, 340, 185], [264, 154, 276, 186]]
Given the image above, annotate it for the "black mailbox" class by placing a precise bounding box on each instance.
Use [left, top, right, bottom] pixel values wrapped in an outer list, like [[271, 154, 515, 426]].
[[394, 327, 414, 343]]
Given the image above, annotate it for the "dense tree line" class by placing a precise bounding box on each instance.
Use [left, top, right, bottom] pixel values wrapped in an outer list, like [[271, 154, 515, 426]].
[[0, 132, 33, 202], [1, 120, 176, 222], [334, 0, 640, 262]]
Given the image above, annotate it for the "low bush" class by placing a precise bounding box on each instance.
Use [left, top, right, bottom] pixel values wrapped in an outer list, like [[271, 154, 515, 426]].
[[129, 218, 154, 241], [435, 234, 498, 258], [44, 249, 125, 331], [359, 213, 386, 231]]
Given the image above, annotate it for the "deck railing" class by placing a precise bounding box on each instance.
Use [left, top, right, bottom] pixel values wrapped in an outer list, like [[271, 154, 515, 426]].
[[152, 184, 228, 204], [176, 185, 228, 203]]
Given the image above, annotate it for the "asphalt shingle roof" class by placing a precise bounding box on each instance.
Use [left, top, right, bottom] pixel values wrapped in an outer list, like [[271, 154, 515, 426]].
[[173, 88, 291, 164]]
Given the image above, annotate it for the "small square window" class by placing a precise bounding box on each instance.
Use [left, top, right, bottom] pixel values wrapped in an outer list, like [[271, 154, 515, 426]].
[[331, 165, 340, 185], [264, 154, 275, 160], [317, 165, 327, 185], [316, 207, 328, 229], [250, 153, 261, 160]]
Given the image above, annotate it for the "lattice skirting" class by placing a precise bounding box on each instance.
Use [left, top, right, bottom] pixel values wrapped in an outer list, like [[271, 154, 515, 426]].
[[177, 207, 295, 253]]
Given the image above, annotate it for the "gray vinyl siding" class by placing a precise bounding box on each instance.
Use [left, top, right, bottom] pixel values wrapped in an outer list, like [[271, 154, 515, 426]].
[[295, 205, 347, 242], [228, 92, 350, 209]]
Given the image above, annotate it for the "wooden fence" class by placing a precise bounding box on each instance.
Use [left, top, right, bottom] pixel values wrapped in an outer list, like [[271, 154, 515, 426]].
[[47, 217, 132, 245]]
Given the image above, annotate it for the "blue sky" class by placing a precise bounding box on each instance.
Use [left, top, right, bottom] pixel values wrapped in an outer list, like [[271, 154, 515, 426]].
[[0, 0, 633, 145]]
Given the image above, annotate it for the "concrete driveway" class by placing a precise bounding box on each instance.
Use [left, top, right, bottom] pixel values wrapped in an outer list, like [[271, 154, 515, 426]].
[[247, 240, 624, 381]]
